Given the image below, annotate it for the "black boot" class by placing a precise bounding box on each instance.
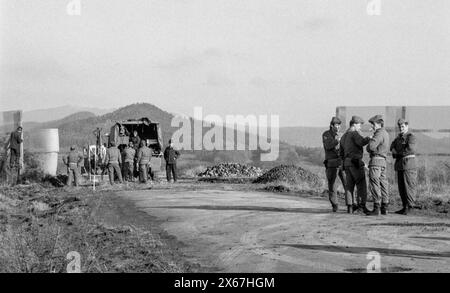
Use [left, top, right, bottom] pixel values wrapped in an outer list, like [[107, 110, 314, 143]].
[[381, 203, 388, 215], [366, 203, 380, 216], [395, 206, 406, 214], [347, 205, 353, 214], [352, 204, 359, 213], [361, 204, 371, 214], [332, 204, 338, 213]]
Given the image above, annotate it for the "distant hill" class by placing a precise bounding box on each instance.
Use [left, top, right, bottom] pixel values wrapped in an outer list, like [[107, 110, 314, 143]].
[[279, 126, 325, 148], [23, 105, 114, 123]]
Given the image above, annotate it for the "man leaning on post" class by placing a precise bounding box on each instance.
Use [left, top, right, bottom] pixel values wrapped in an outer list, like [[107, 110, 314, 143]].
[[105, 141, 123, 185], [63, 145, 83, 187], [390, 118, 417, 215], [365, 115, 390, 216], [322, 116, 347, 212], [339, 116, 371, 214]]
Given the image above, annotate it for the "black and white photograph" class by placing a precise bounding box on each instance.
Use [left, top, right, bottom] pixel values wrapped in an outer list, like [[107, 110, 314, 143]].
[[0, 0, 449, 280]]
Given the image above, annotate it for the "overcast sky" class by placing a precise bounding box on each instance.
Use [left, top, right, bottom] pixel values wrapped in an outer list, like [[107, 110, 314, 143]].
[[1, 0, 449, 126]]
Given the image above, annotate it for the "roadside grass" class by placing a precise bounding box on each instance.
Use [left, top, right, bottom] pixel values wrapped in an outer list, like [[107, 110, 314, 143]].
[[0, 183, 189, 273]]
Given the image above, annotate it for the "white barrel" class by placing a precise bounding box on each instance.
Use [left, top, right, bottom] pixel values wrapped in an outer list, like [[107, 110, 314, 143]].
[[30, 128, 59, 176]]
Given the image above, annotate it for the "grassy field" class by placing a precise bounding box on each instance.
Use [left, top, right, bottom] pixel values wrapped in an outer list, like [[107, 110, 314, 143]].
[[0, 183, 196, 273]]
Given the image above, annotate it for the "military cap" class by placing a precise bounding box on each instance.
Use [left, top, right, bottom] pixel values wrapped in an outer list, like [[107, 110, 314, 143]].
[[70, 145, 76, 150], [330, 117, 342, 125], [369, 114, 384, 124], [397, 118, 408, 125], [350, 115, 364, 124]]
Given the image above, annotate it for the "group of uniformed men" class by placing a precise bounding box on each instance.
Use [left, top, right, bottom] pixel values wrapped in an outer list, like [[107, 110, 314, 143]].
[[63, 135, 180, 187], [323, 115, 417, 216]]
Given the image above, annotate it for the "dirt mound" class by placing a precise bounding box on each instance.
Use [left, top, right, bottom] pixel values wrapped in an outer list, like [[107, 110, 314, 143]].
[[198, 163, 264, 178], [253, 165, 322, 188]]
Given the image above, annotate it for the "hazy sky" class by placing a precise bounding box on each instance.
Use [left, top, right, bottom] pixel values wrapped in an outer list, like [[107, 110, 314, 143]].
[[1, 0, 449, 126]]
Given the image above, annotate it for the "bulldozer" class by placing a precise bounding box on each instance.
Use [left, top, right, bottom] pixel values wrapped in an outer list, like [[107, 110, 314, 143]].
[[108, 117, 164, 172]]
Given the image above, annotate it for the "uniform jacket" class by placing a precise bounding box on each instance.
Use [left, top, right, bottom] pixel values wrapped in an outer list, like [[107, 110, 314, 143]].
[[63, 150, 83, 167], [131, 136, 141, 149], [137, 146, 152, 165], [366, 127, 390, 167], [123, 147, 136, 163], [390, 132, 417, 171], [322, 129, 342, 167], [9, 130, 23, 151], [164, 147, 180, 164], [339, 129, 370, 167], [105, 146, 122, 164]]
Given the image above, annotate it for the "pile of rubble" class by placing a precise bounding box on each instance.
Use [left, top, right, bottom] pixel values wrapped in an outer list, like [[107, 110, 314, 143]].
[[198, 163, 264, 178], [253, 165, 322, 188]]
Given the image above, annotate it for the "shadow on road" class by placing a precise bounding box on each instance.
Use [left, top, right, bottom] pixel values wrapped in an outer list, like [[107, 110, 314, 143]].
[[278, 244, 450, 259], [152, 205, 331, 214], [410, 236, 450, 241], [367, 222, 450, 228]]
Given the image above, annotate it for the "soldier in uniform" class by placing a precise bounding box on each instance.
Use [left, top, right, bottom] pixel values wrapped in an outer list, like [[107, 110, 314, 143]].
[[137, 140, 152, 183], [63, 145, 83, 187], [9, 126, 23, 169], [390, 118, 417, 215], [164, 139, 180, 183], [105, 141, 123, 185], [339, 116, 371, 214], [322, 117, 347, 212], [122, 141, 136, 182], [365, 115, 390, 216]]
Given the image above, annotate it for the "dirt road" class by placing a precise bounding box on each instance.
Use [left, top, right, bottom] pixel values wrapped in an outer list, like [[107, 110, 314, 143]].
[[117, 183, 450, 273]]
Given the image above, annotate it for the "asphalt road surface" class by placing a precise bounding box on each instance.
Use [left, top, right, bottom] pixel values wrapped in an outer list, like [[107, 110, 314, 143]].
[[117, 183, 450, 273]]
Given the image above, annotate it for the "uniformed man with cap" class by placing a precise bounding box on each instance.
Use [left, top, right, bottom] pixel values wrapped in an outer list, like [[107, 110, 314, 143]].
[[390, 118, 417, 215], [365, 115, 390, 216], [339, 116, 371, 213], [63, 145, 83, 187], [322, 116, 347, 212], [105, 141, 123, 185], [137, 140, 153, 183], [122, 141, 136, 182]]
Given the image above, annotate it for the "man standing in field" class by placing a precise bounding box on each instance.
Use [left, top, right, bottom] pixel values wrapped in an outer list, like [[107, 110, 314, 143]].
[[164, 139, 180, 183], [137, 140, 152, 183], [340, 116, 371, 214], [390, 118, 417, 215], [322, 117, 347, 212], [123, 141, 136, 182], [9, 126, 23, 170], [365, 115, 390, 216], [105, 141, 123, 185], [63, 145, 83, 187]]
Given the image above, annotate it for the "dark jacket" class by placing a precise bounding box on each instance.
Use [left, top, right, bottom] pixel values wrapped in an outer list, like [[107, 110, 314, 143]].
[[322, 129, 342, 167], [390, 132, 417, 171], [340, 128, 370, 167], [164, 147, 180, 164], [105, 146, 122, 165], [9, 130, 23, 151], [137, 146, 152, 165], [366, 127, 390, 167], [131, 136, 141, 149]]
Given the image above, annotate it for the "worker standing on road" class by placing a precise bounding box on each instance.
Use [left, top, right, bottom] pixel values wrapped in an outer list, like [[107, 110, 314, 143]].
[[137, 140, 152, 183], [390, 118, 417, 215], [339, 116, 371, 214], [123, 141, 136, 182], [105, 141, 123, 185], [322, 117, 347, 212], [365, 115, 390, 216], [164, 139, 180, 183], [63, 145, 83, 187]]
